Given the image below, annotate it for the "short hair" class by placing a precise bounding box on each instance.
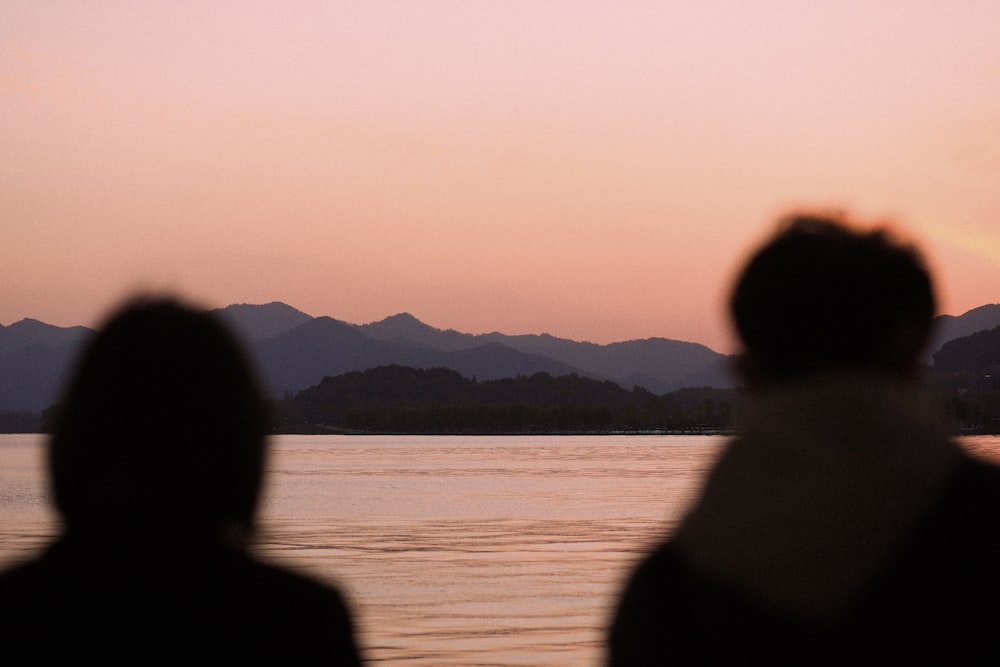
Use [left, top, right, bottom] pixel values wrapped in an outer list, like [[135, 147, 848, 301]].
[[730, 214, 936, 380], [49, 297, 270, 534]]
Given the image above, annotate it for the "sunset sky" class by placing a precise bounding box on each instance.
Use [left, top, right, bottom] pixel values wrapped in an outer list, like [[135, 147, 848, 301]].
[[3, 2, 999, 352]]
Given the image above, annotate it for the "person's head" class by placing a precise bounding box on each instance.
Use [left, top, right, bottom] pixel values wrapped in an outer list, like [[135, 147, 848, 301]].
[[730, 213, 936, 385], [49, 296, 270, 538]]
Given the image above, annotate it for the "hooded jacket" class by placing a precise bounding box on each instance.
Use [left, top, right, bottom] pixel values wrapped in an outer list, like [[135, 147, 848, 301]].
[[609, 372, 1000, 666]]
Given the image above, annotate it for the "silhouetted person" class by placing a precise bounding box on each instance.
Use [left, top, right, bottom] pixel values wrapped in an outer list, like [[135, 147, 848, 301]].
[[0, 297, 362, 664], [608, 215, 1000, 665]]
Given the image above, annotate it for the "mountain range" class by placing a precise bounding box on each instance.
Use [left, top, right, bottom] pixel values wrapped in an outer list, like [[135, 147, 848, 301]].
[[2, 301, 999, 414]]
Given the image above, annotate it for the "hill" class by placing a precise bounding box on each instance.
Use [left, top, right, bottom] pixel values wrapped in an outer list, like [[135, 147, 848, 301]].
[[928, 304, 1000, 360], [928, 324, 1000, 433], [359, 313, 732, 393], [213, 302, 314, 342], [252, 317, 584, 398], [930, 325, 1000, 393], [277, 365, 736, 434], [0, 320, 91, 413]]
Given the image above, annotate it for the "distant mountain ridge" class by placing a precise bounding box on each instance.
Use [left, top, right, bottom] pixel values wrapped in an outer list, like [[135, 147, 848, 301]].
[[243, 314, 584, 400], [0, 320, 92, 413], [214, 302, 314, 342], [928, 304, 1000, 361], [2, 301, 999, 414], [358, 313, 731, 394]]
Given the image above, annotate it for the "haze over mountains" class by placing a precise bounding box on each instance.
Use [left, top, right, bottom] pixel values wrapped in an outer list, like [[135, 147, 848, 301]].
[[2, 301, 999, 414]]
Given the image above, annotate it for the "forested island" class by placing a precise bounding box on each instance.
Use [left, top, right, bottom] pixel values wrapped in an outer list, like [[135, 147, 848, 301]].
[[274, 365, 736, 435], [271, 363, 999, 436]]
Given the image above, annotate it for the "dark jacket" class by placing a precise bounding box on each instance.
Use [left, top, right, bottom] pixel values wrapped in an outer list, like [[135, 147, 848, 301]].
[[0, 531, 363, 665], [608, 373, 1000, 665]]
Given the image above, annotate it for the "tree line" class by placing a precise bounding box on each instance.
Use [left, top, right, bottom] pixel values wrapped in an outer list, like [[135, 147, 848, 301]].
[[271, 364, 1000, 436], [274, 365, 735, 434]]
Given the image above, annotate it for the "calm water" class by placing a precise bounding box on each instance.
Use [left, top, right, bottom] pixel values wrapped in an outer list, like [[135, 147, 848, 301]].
[[3, 433, 1000, 666]]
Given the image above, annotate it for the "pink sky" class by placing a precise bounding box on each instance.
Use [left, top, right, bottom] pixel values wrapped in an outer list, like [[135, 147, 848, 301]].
[[3, 2, 999, 352]]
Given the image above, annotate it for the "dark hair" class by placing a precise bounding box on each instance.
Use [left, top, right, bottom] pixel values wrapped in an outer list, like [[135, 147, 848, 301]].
[[730, 214, 936, 381], [49, 297, 270, 535]]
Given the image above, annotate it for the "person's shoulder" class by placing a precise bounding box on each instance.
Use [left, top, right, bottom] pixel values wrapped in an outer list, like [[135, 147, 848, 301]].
[[231, 555, 362, 664], [164, 547, 363, 665], [609, 541, 823, 666], [0, 548, 87, 647], [0, 543, 75, 607], [214, 546, 352, 610], [612, 541, 701, 630], [937, 452, 1000, 518], [0, 554, 47, 600], [621, 542, 683, 589], [0, 541, 363, 665], [252, 557, 349, 604], [957, 451, 1000, 484], [891, 451, 1000, 579], [609, 543, 685, 666]]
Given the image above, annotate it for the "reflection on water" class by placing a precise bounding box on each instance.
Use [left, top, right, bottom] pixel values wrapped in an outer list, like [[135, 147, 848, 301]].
[[3, 433, 999, 666], [255, 435, 721, 666], [0, 434, 57, 564]]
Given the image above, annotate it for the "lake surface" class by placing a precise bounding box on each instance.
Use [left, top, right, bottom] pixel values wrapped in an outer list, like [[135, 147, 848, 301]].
[[3, 433, 1000, 666]]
